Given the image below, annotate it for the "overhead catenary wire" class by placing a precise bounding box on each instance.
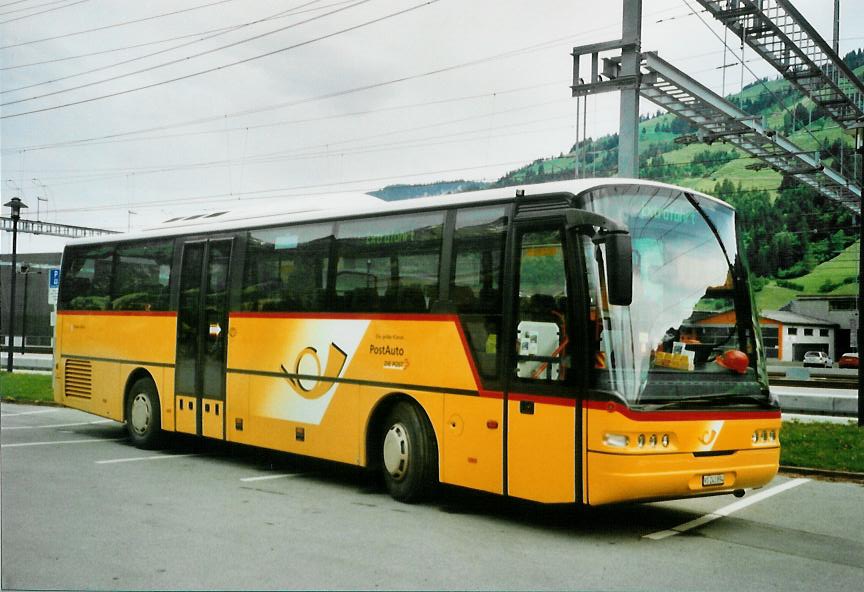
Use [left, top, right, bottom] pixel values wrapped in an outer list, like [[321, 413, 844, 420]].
[[0, 0, 336, 93], [0, 0, 357, 72], [0, 0, 79, 17], [0, 0, 378, 108], [1, 81, 565, 153], [0, 24, 619, 145], [0, 0, 446, 119], [0, 0, 242, 50], [0, 0, 87, 25]]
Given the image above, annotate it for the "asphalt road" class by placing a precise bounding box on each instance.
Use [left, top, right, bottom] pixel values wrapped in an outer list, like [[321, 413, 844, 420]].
[[2, 402, 863, 591]]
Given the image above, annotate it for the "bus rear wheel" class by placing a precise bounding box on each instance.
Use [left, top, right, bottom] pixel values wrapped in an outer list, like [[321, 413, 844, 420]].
[[126, 378, 163, 449], [381, 401, 437, 503]]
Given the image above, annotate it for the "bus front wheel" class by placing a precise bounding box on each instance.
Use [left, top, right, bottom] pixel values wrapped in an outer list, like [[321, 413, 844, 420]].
[[380, 401, 437, 503], [126, 378, 163, 449]]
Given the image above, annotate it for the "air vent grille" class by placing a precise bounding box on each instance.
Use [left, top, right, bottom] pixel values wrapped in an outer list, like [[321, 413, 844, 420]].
[[64, 359, 92, 399], [515, 197, 571, 216]]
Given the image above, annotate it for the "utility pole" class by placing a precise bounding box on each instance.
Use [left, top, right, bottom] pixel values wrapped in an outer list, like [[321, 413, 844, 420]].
[[833, 0, 840, 55], [571, 0, 642, 178], [618, 0, 642, 178], [853, 119, 863, 428]]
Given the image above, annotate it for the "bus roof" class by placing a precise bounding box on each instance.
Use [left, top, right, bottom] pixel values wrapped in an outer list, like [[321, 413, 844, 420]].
[[66, 178, 730, 246]]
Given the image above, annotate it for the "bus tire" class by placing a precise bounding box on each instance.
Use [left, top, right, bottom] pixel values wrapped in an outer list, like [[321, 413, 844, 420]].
[[380, 401, 438, 503], [126, 377, 163, 449]]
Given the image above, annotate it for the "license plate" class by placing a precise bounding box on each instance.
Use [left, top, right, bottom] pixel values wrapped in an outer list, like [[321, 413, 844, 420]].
[[702, 473, 725, 487]]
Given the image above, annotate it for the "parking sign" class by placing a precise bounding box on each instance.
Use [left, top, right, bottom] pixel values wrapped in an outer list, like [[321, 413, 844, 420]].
[[48, 268, 60, 307]]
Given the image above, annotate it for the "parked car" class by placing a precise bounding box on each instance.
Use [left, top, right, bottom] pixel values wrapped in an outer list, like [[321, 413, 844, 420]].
[[838, 352, 859, 369], [803, 351, 832, 368]]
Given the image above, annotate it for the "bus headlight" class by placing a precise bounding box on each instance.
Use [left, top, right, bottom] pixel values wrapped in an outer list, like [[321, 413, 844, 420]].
[[603, 433, 630, 448]]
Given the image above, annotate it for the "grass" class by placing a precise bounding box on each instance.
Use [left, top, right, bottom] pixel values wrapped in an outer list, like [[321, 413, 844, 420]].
[[781, 420, 864, 473], [0, 371, 55, 404]]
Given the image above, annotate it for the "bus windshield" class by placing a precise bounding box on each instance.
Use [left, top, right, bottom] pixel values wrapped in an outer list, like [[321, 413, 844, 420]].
[[580, 185, 770, 407]]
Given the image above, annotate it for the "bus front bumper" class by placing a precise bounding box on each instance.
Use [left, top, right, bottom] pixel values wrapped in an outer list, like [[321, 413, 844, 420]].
[[586, 447, 780, 506]]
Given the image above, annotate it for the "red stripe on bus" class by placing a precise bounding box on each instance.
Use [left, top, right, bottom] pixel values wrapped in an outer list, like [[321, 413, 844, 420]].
[[452, 317, 484, 390], [479, 390, 504, 399], [57, 310, 176, 317], [582, 400, 781, 421], [230, 311, 459, 322], [508, 392, 577, 407]]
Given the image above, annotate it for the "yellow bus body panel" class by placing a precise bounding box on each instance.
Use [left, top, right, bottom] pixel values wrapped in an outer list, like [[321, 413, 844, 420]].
[[54, 312, 177, 426], [442, 394, 504, 494], [225, 315, 504, 494], [584, 404, 781, 505], [507, 400, 575, 503]]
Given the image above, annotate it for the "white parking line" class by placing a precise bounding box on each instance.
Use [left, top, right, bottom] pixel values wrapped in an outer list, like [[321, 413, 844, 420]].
[[3, 420, 113, 430], [95, 453, 198, 465], [2, 438, 123, 448], [1, 409, 60, 417], [644, 478, 810, 540], [239, 474, 296, 482]]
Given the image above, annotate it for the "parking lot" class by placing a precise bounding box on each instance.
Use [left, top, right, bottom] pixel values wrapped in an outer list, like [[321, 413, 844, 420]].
[[3, 402, 863, 590]]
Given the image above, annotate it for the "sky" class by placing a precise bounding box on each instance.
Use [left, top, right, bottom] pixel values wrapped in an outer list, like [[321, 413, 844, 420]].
[[1, 0, 863, 254]]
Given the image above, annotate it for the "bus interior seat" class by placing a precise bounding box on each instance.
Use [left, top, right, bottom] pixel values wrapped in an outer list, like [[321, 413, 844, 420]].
[[451, 285, 476, 312], [527, 294, 557, 322], [385, 285, 427, 312], [349, 287, 380, 312]]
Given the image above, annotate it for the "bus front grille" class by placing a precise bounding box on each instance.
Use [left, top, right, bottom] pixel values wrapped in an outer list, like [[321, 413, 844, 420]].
[[64, 359, 92, 399]]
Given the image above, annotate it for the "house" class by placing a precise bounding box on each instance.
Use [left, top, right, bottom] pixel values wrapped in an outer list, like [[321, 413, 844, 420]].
[[759, 310, 838, 362], [782, 295, 858, 355], [693, 308, 837, 361]]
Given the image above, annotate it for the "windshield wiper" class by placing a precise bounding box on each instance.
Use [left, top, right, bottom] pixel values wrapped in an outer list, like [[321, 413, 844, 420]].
[[640, 393, 772, 411], [685, 192, 733, 272]]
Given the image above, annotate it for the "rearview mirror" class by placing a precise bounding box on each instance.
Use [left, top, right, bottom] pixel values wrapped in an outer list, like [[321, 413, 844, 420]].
[[603, 233, 632, 306]]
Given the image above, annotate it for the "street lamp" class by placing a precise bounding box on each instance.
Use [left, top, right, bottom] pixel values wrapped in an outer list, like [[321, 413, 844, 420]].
[[848, 118, 864, 428], [3, 197, 28, 372]]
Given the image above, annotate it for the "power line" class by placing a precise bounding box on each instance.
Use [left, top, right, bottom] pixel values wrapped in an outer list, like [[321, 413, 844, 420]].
[[0, 0, 355, 72], [1, 0, 374, 107], [44, 158, 541, 215], [0, 0, 47, 9], [0, 0, 335, 93], [0, 25, 606, 142], [0, 0, 442, 119], [0, 0, 76, 17], [0, 0, 241, 50], [13, 111, 579, 187], [0, 0, 87, 25], [1, 81, 563, 153]]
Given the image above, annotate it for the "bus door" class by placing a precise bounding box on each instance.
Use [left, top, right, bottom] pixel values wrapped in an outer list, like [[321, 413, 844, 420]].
[[505, 223, 580, 503], [174, 238, 234, 439]]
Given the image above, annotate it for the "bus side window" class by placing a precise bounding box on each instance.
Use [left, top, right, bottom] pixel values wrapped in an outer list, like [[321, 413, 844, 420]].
[[59, 245, 115, 311], [514, 230, 569, 382], [335, 212, 444, 314], [242, 223, 333, 313], [112, 239, 174, 311], [451, 206, 507, 380]]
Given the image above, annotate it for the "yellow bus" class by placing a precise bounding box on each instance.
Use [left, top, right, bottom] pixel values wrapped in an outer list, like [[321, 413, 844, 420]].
[[54, 179, 781, 505]]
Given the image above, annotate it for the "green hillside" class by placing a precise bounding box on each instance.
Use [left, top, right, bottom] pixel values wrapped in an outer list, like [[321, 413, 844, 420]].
[[374, 51, 864, 313], [756, 241, 860, 311]]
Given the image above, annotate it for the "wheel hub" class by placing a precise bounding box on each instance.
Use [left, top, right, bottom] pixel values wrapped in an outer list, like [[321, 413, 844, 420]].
[[383, 423, 410, 481], [130, 393, 152, 436]]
